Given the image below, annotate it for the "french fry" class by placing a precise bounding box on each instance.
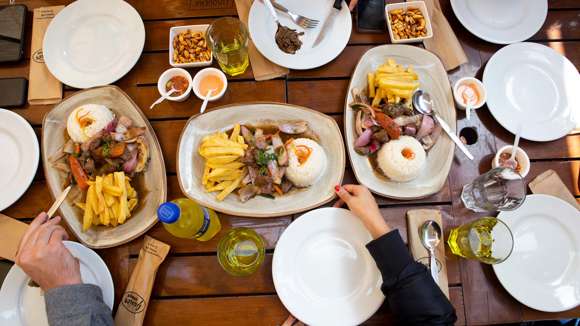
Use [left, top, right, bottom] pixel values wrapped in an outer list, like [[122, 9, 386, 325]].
[[82, 189, 94, 231], [103, 184, 122, 197], [368, 73, 375, 98], [377, 78, 419, 90], [202, 165, 210, 185], [115, 172, 128, 224], [206, 155, 240, 164], [230, 124, 240, 141], [216, 173, 244, 201], [206, 162, 245, 170], [201, 137, 247, 149], [200, 147, 245, 157]]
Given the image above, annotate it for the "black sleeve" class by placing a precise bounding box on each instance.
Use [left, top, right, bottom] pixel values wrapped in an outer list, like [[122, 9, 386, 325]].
[[366, 230, 457, 325]]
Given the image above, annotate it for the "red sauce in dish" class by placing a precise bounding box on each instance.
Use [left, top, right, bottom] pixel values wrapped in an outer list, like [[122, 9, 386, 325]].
[[165, 75, 189, 96], [498, 152, 521, 172]]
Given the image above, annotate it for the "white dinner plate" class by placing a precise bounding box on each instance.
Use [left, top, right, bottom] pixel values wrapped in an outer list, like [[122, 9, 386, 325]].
[[0, 241, 115, 326], [483, 42, 580, 141], [493, 194, 580, 312], [273, 208, 384, 325], [248, 0, 352, 70], [0, 109, 39, 211], [43, 0, 145, 89], [450, 0, 547, 44]]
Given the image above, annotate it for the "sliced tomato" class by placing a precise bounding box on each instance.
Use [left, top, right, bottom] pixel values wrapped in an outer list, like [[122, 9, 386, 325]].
[[68, 156, 89, 190], [375, 112, 401, 140]]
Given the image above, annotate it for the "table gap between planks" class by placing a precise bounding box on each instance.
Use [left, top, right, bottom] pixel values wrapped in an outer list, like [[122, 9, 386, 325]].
[[1, 0, 579, 325]]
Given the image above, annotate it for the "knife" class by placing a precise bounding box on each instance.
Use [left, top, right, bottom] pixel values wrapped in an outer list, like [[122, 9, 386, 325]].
[[312, 0, 343, 47], [47, 185, 72, 219]]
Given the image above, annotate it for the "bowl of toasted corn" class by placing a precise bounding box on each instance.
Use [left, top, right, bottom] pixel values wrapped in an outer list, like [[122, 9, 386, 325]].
[[386, 1, 433, 44], [169, 24, 213, 68]]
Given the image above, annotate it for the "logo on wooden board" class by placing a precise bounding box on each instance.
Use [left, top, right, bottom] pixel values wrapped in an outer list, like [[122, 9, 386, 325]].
[[121, 291, 146, 314]]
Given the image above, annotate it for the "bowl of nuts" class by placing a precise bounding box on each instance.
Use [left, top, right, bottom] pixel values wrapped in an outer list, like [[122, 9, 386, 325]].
[[386, 1, 433, 44], [169, 25, 213, 68]]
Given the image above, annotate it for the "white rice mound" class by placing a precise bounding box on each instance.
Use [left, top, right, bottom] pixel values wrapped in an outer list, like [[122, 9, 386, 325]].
[[67, 104, 115, 143], [377, 136, 426, 182], [285, 138, 327, 187]]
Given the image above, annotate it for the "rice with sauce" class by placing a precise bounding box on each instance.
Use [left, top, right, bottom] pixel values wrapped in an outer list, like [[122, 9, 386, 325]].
[[285, 138, 327, 187], [377, 136, 426, 182]]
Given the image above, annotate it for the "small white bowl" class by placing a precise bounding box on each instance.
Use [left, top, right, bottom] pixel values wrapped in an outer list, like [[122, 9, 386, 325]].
[[169, 24, 213, 68], [386, 1, 433, 44], [157, 68, 193, 102], [192, 68, 228, 101], [453, 77, 487, 111], [492, 145, 530, 178]]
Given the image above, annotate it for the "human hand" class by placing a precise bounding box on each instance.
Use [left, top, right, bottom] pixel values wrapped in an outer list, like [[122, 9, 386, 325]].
[[349, 0, 359, 11], [16, 212, 81, 291], [334, 184, 391, 239]]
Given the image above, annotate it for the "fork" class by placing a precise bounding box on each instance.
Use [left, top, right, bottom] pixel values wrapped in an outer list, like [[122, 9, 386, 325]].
[[271, 1, 319, 29]]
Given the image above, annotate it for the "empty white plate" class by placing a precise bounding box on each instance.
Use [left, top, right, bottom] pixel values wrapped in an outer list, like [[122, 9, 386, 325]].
[[493, 194, 580, 312], [450, 0, 547, 44], [43, 0, 145, 89], [0, 241, 115, 326], [483, 42, 580, 141], [248, 0, 352, 70], [0, 109, 39, 211], [273, 208, 384, 325]]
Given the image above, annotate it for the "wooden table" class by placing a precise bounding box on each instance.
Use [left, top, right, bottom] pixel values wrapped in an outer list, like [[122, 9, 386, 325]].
[[1, 0, 579, 325]]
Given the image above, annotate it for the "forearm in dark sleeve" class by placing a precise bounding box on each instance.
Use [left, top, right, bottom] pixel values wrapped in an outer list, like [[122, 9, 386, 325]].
[[45, 284, 114, 326], [366, 230, 457, 325]]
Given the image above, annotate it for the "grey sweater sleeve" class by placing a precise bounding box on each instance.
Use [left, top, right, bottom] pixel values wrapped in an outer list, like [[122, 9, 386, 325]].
[[45, 284, 114, 326]]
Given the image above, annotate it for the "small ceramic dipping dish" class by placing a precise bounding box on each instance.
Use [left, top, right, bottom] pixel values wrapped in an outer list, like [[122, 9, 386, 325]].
[[192, 67, 228, 101], [453, 77, 486, 111], [492, 145, 530, 178], [157, 68, 193, 102]]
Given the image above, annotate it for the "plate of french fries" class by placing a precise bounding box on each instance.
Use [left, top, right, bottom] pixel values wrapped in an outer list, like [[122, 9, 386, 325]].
[[42, 86, 167, 249], [177, 103, 346, 218], [344, 45, 455, 199]]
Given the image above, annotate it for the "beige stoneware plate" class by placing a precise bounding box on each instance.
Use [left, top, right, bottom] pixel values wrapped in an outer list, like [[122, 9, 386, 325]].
[[177, 103, 345, 217], [345, 45, 455, 199], [42, 86, 167, 249]]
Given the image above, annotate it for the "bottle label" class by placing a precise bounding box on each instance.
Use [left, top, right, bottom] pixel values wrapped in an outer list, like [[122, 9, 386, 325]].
[[193, 207, 211, 238]]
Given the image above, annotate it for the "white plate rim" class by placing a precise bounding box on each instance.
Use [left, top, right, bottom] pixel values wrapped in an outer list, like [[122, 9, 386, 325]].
[[493, 194, 580, 312], [248, 0, 352, 70], [43, 0, 145, 89], [450, 0, 547, 44], [483, 42, 579, 141], [0, 109, 39, 211], [272, 207, 384, 325], [0, 241, 115, 326]]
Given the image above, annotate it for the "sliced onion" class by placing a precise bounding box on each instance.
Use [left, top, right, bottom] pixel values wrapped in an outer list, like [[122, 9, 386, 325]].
[[355, 129, 373, 147]]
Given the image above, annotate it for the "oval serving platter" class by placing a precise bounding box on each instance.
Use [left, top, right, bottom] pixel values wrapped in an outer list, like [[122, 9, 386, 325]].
[[177, 103, 345, 217], [42, 86, 167, 249], [345, 45, 455, 199]]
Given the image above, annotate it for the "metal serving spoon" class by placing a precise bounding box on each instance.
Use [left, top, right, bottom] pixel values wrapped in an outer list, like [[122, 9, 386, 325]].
[[420, 220, 442, 285], [412, 90, 474, 160]]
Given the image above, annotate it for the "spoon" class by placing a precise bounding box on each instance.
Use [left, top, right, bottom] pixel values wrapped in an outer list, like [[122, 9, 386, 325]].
[[150, 88, 177, 110], [413, 90, 474, 160], [506, 126, 521, 169], [199, 88, 215, 114], [465, 102, 472, 121], [420, 220, 442, 285]]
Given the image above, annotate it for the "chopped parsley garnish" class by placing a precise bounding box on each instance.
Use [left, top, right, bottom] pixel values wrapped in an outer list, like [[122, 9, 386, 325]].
[[256, 150, 277, 167]]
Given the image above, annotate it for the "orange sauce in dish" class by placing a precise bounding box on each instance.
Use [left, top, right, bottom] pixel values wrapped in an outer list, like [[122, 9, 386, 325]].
[[165, 75, 189, 96], [199, 74, 224, 96], [457, 83, 480, 106]]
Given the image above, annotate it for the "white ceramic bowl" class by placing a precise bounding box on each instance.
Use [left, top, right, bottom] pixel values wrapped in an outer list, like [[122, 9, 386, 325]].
[[169, 24, 213, 68], [386, 1, 433, 44], [453, 77, 487, 110], [192, 68, 228, 101], [492, 145, 530, 178], [157, 68, 193, 102]]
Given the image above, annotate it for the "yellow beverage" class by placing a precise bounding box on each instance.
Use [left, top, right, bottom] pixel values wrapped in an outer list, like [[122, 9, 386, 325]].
[[207, 17, 249, 76], [217, 228, 265, 276], [447, 217, 513, 264], [157, 198, 221, 241]]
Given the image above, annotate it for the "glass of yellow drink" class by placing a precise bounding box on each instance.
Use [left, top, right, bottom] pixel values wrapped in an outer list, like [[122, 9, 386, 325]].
[[217, 227, 265, 276], [447, 217, 514, 264], [207, 18, 249, 76]]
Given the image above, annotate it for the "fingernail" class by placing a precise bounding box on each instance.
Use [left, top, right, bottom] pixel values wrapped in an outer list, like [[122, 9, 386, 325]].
[[334, 185, 340, 192]]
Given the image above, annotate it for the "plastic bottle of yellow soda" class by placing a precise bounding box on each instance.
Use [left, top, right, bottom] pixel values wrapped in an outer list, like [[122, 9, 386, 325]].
[[157, 198, 221, 241]]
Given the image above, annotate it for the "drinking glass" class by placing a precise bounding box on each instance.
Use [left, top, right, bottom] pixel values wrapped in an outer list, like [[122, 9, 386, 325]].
[[217, 227, 265, 276], [447, 217, 514, 264], [461, 167, 526, 212], [207, 18, 249, 76]]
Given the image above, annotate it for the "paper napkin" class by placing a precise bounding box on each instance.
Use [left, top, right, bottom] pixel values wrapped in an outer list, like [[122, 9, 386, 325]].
[[406, 209, 449, 298], [529, 169, 580, 210], [0, 214, 28, 262]]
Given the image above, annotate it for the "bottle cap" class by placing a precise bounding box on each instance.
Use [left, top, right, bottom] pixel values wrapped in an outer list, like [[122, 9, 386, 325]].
[[157, 202, 180, 224]]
